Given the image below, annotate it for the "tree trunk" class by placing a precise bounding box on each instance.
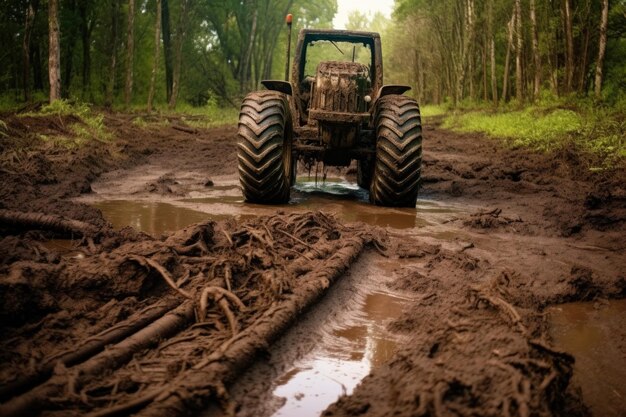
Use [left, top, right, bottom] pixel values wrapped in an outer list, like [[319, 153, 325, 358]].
[[168, 0, 191, 109], [62, 0, 78, 97], [48, 0, 61, 103], [147, 0, 162, 112], [22, 0, 38, 102], [515, 0, 523, 103], [105, 0, 120, 108], [482, 38, 488, 101], [162, 0, 173, 102], [529, 0, 541, 100], [124, 0, 135, 108], [455, 0, 475, 104], [595, 0, 609, 99], [239, 7, 258, 93], [79, 2, 94, 100], [32, 43, 44, 90], [488, 0, 497, 105], [563, 0, 574, 93], [502, 12, 515, 102]]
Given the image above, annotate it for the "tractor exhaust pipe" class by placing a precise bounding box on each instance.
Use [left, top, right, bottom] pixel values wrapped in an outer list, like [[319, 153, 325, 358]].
[[285, 14, 293, 81]]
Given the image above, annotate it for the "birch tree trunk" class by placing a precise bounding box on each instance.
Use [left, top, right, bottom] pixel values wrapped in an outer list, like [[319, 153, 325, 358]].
[[147, 0, 162, 111], [515, 0, 523, 102], [124, 0, 135, 107], [168, 0, 191, 109], [48, 0, 61, 103], [594, 0, 609, 99], [530, 0, 541, 100]]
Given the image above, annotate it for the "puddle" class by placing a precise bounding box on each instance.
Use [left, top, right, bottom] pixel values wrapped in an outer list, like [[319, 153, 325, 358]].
[[92, 200, 212, 235], [549, 299, 626, 417], [88, 177, 464, 233], [272, 290, 408, 417]]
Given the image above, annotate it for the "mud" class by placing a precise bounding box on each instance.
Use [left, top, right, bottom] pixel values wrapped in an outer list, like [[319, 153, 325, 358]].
[[548, 300, 626, 417], [0, 112, 625, 416]]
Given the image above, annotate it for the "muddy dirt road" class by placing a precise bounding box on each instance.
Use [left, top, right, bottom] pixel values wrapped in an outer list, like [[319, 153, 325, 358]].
[[0, 112, 624, 417]]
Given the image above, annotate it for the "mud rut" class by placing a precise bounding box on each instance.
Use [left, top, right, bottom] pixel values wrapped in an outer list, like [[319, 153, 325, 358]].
[[0, 113, 624, 417]]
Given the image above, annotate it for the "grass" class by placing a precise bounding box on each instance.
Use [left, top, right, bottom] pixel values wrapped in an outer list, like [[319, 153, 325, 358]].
[[124, 100, 240, 129], [420, 104, 449, 118], [440, 97, 626, 169], [20, 100, 113, 148]]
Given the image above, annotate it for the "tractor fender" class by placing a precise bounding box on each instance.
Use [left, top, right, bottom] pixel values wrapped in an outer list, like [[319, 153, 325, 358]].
[[376, 85, 411, 99], [261, 80, 292, 96]]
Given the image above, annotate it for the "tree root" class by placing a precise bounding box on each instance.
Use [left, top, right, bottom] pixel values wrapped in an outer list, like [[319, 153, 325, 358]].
[[129, 255, 192, 299], [134, 235, 366, 417], [0, 209, 100, 237], [0, 303, 195, 417], [469, 284, 526, 333], [198, 286, 246, 336]]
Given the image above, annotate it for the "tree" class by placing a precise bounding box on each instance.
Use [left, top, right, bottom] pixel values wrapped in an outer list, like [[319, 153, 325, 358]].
[[168, 0, 191, 109], [563, 0, 574, 93], [162, 0, 173, 101], [488, 0, 497, 105], [502, 11, 515, 102], [124, 0, 135, 107], [529, 0, 541, 100], [105, 0, 120, 108], [148, 0, 162, 111], [23, 0, 39, 102], [595, 0, 609, 99], [79, 0, 96, 99], [48, 0, 61, 102], [514, 0, 523, 102]]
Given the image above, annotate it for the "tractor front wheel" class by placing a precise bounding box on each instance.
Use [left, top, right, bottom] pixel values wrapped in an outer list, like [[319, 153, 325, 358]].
[[370, 95, 422, 207], [237, 91, 293, 204]]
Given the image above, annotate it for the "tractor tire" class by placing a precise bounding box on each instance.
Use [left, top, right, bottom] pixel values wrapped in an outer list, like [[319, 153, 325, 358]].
[[370, 95, 422, 207], [357, 157, 374, 189], [237, 91, 293, 204]]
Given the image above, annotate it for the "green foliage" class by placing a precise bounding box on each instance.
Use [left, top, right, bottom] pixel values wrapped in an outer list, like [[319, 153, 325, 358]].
[[442, 100, 625, 168], [21, 100, 113, 147], [420, 104, 449, 118], [444, 108, 581, 150]]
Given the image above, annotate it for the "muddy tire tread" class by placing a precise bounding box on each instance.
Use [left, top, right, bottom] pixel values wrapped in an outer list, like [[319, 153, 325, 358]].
[[370, 95, 422, 207], [237, 91, 291, 204]]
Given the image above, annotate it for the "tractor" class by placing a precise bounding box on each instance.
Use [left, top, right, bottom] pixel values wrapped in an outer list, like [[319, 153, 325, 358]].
[[237, 17, 422, 207]]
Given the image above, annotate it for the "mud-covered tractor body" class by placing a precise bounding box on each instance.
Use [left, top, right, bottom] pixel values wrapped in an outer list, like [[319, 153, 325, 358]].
[[237, 28, 422, 207]]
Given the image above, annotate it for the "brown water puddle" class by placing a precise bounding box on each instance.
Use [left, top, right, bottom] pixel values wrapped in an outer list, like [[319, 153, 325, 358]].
[[92, 178, 462, 234], [271, 290, 409, 417], [549, 299, 626, 417], [92, 200, 216, 235]]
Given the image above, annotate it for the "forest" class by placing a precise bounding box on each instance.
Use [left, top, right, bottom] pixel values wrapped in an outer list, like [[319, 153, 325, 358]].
[[0, 0, 624, 110]]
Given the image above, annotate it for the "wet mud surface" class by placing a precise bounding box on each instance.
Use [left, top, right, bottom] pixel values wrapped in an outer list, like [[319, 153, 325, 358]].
[[0, 112, 625, 416]]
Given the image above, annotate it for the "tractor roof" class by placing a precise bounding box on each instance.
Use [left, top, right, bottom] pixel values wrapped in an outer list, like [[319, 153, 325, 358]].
[[299, 28, 380, 42]]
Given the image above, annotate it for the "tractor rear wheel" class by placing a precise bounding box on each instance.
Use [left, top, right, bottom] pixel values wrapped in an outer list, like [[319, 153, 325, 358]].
[[237, 91, 293, 204], [370, 95, 422, 207], [357, 157, 373, 189]]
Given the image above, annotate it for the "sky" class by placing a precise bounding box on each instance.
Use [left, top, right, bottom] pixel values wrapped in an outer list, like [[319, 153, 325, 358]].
[[332, 0, 395, 29]]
